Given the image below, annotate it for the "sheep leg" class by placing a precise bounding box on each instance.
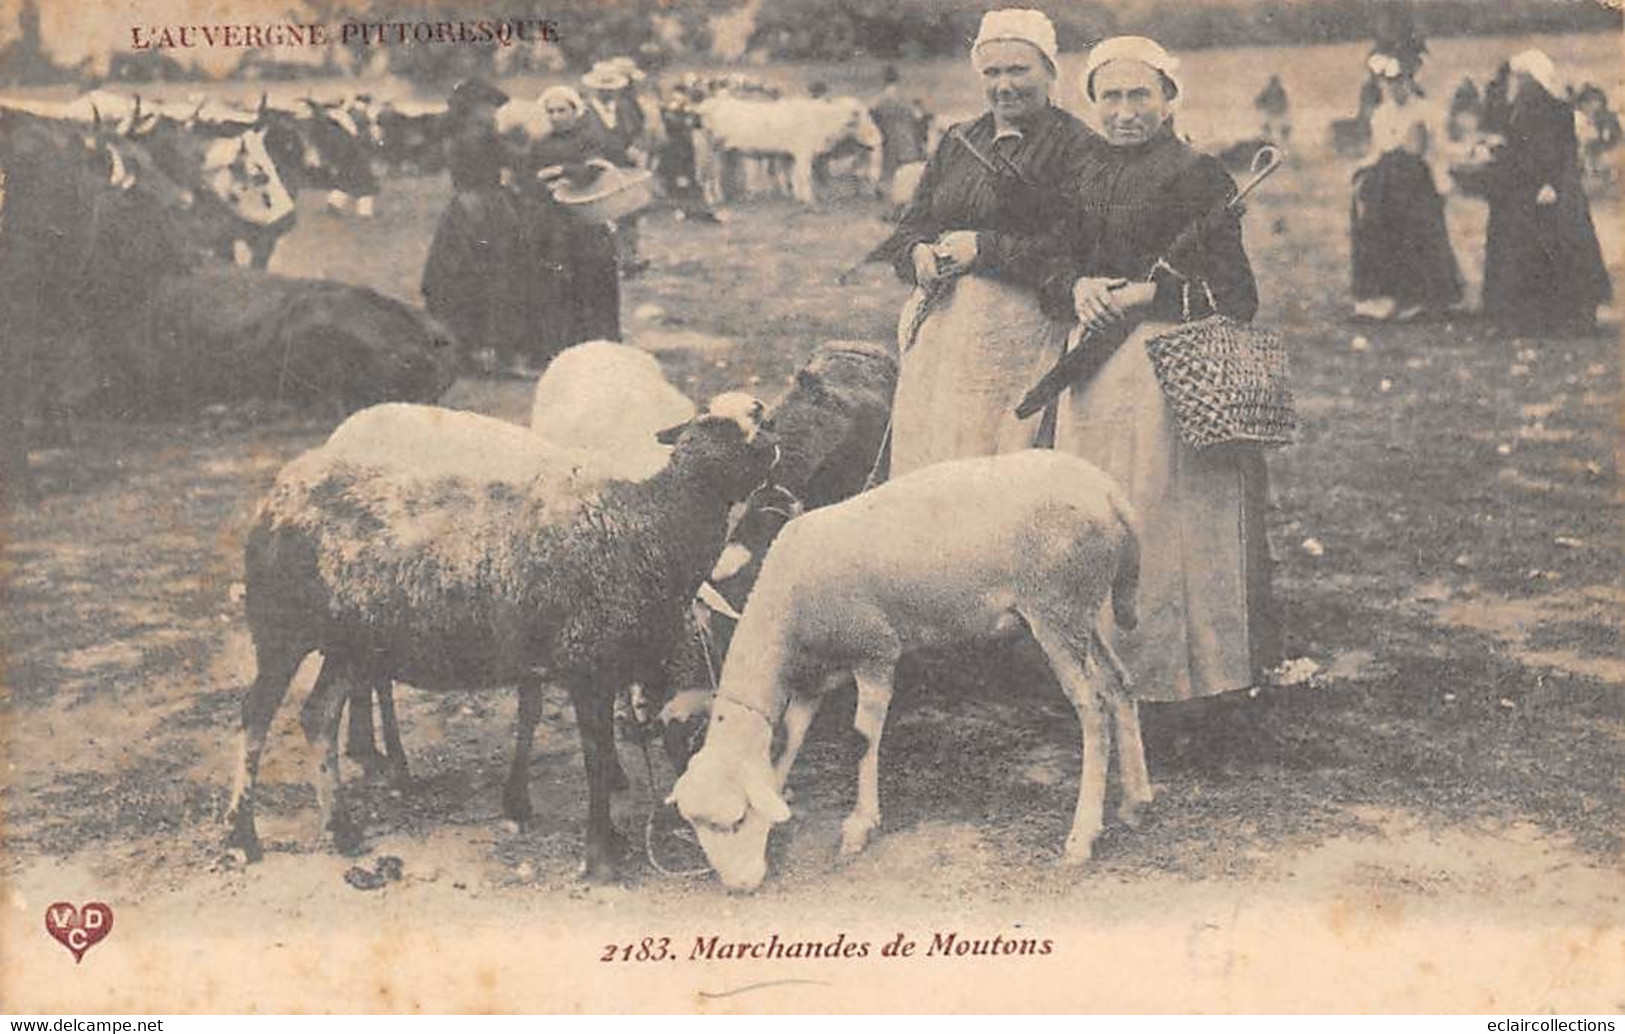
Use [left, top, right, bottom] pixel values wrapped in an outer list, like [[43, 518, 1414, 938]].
[[343, 682, 384, 774], [299, 655, 364, 856], [840, 664, 894, 857], [374, 681, 411, 787], [1024, 615, 1109, 864], [568, 682, 625, 883], [223, 639, 302, 862], [1111, 695, 1155, 828], [773, 693, 819, 790], [502, 677, 544, 824]]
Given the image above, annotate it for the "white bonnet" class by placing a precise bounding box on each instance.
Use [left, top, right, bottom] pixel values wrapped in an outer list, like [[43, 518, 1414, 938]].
[[1084, 36, 1182, 101], [972, 9, 1059, 73], [539, 85, 585, 114], [1510, 48, 1560, 98]]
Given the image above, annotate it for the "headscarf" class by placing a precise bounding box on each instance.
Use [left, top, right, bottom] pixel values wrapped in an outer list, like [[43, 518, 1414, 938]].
[[1510, 48, 1560, 99], [1084, 36, 1182, 102], [971, 9, 1058, 74], [539, 85, 585, 117]]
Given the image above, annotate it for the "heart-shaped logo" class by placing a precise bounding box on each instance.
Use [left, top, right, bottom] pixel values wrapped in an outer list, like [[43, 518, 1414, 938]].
[[44, 902, 114, 964]]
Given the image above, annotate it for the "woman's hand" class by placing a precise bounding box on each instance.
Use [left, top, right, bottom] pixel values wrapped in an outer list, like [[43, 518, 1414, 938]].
[[1073, 276, 1131, 333], [1536, 183, 1558, 206], [933, 231, 978, 274], [911, 243, 941, 286]]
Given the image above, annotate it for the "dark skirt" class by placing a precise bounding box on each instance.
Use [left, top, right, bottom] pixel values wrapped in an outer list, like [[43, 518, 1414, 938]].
[[421, 189, 528, 363], [1482, 169, 1612, 332], [1351, 151, 1463, 307], [520, 195, 621, 364]]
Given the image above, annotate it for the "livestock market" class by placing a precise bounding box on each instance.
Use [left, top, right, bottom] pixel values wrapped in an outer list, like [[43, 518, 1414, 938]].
[[1, 0, 1621, 1016]]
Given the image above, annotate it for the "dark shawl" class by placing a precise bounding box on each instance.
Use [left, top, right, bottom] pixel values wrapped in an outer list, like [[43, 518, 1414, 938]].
[[1039, 126, 1258, 324], [869, 104, 1105, 288]]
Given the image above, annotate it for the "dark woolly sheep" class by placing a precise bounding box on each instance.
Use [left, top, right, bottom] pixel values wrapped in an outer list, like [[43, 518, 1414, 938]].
[[223, 394, 776, 881], [662, 340, 897, 770]]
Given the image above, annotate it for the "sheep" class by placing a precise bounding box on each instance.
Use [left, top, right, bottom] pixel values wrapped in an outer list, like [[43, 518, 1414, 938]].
[[669, 450, 1144, 891], [661, 339, 897, 768], [340, 341, 696, 776], [223, 392, 777, 881], [529, 340, 697, 481]]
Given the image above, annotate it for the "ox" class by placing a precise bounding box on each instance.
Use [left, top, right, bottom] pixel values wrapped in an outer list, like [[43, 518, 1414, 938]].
[[258, 97, 383, 216], [125, 98, 297, 268], [696, 95, 881, 206]]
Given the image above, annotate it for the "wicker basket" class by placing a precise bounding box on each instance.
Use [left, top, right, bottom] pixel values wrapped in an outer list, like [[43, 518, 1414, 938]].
[[1144, 316, 1297, 451], [549, 164, 656, 224]]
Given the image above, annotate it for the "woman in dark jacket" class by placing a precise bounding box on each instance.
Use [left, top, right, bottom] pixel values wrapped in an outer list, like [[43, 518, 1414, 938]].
[[515, 85, 631, 366], [1042, 35, 1280, 706], [867, 8, 1104, 476], [1481, 49, 1611, 334], [421, 78, 527, 371]]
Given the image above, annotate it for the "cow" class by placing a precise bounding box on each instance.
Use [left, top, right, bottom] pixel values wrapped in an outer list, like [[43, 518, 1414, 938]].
[[695, 94, 881, 206], [374, 99, 448, 176], [125, 97, 298, 268], [257, 97, 382, 216]]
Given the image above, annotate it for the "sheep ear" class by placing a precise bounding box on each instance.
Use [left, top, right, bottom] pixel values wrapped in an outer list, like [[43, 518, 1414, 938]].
[[654, 420, 689, 446], [745, 769, 791, 824]]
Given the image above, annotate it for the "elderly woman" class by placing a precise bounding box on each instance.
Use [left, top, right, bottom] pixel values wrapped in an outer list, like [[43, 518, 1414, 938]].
[[1350, 55, 1462, 322], [870, 8, 1103, 475], [1040, 36, 1280, 705], [1481, 49, 1611, 335], [516, 84, 631, 366]]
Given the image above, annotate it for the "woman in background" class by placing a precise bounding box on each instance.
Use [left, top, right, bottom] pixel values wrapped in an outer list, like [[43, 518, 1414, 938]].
[[1481, 49, 1611, 335], [1349, 56, 1462, 322], [516, 85, 629, 368]]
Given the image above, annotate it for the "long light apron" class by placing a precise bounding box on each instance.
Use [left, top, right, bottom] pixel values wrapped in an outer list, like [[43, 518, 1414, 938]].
[[1054, 320, 1276, 701], [890, 274, 1067, 478]]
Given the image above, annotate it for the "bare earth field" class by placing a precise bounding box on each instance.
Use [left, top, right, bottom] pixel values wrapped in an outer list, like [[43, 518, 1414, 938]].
[[2, 36, 1622, 1013]]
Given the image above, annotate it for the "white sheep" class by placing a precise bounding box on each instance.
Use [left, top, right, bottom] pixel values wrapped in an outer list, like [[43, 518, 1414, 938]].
[[224, 393, 775, 881], [670, 450, 1144, 891], [529, 340, 696, 481]]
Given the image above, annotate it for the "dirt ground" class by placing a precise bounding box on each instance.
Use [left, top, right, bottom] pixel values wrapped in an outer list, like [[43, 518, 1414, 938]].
[[2, 37, 1623, 1013]]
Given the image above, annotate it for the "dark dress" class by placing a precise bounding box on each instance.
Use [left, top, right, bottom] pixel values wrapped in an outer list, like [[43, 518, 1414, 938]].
[[517, 116, 628, 359], [869, 87, 927, 191], [421, 123, 527, 365], [1042, 125, 1282, 699], [1482, 83, 1612, 332]]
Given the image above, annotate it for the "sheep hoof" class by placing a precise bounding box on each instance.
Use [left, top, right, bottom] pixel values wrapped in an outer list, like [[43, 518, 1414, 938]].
[[222, 820, 263, 864], [577, 855, 618, 884], [501, 788, 534, 824], [331, 817, 366, 857], [1061, 833, 1098, 865], [838, 815, 875, 857], [1118, 800, 1151, 830], [348, 748, 392, 781]]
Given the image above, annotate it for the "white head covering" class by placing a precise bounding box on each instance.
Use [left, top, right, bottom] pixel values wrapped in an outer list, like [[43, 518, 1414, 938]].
[[539, 85, 585, 115], [1510, 48, 1560, 98], [1083, 36, 1182, 101], [581, 66, 630, 92], [1366, 52, 1403, 79], [971, 9, 1059, 73]]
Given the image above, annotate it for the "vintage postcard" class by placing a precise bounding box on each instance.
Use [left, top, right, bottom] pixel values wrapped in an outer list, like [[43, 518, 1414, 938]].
[[1, 0, 1620, 1015]]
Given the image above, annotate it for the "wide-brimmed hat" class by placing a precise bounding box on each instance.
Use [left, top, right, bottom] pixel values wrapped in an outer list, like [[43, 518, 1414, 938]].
[[604, 56, 646, 82], [582, 66, 630, 92], [449, 77, 509, 111]]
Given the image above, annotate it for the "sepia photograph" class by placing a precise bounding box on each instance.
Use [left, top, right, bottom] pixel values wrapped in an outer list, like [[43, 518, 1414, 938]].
[[0, 0, 1620, 1015]]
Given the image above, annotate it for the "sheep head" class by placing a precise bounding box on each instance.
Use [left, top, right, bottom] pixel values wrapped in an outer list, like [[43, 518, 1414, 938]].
[[669, 698, 789, 892], [656, 393, 778, 503]]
